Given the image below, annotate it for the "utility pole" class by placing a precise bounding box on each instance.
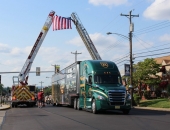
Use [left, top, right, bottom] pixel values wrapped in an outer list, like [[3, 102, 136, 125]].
[[71, 50, 82, 62], [121, 10, 139, 107], [39, 81, 44, 90]]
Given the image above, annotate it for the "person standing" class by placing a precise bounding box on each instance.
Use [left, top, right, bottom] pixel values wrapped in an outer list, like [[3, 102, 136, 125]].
[[37, 90, 43, 108]]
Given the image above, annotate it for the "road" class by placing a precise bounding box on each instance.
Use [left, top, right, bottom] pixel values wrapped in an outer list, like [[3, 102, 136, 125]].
[[1, 104, 170, 130]]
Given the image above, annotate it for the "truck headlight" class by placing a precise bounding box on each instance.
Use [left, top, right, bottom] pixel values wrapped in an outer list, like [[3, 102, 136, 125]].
[[97, 95, 105, 100], [126, 94, 131, 100]]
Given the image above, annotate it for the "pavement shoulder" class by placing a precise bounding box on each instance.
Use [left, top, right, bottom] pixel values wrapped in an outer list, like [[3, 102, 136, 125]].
[[0, 105, 11, 110], [133, 106, 170, 112]]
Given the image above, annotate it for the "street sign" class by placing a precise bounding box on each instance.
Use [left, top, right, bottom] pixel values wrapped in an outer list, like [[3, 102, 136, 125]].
[[36, 67, 40, 76], [124, 64, 130, 76]]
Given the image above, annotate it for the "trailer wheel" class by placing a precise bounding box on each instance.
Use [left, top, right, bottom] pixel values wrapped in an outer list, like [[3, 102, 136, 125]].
[[77, 98, 81, 110], [74, 98, 77, 110], [92, 99, 98, 114]]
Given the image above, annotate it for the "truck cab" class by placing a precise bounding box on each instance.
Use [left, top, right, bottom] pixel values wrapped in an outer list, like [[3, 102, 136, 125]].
[[78, 60, 131, 114]]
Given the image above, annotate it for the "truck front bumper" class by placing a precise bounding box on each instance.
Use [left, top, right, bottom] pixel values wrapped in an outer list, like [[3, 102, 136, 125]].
[[95, 100, 131, 111]]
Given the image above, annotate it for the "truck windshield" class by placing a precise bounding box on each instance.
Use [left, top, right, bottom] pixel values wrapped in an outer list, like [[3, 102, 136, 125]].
[[94, 75, 120, 84]]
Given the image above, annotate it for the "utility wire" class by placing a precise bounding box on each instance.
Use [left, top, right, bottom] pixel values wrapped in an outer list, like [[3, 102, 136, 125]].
[[133, 42, 170, 53], [135, 47, 170, 55], [135, 52, 170, 58], [134, 20, 170, 33], [100, 37, 126, 54]]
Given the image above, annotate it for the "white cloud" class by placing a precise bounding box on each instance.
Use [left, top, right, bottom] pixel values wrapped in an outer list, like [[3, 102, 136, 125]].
[[10, 47, 23, 55], [0, 43, 10, 53], [143, 0, 170, 20], [159, 34, 170, 42], [88, 0, 127, 7], [66, 36, 83, 46]]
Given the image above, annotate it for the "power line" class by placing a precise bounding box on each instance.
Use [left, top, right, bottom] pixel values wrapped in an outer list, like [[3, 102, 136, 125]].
[[135, 52, 170, 58], [133, 42, 170, 53], [100, 37, 126, 54], [135, 47, 170, 55], [134, 20, 170, 33], [134, 24, 170, 35]]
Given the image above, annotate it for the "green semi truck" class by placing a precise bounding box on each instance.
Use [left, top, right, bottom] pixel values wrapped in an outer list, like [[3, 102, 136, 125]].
[[51, 60, 131, 114]]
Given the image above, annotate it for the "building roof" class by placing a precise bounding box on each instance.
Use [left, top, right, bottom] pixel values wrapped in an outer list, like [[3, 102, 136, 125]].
[[154, 55, 170, 65]]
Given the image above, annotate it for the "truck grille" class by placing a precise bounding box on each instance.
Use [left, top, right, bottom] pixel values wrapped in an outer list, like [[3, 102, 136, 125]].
[[108, 90, 126, 106]]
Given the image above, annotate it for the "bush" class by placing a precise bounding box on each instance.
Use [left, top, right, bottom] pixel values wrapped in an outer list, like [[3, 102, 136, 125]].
[[167, 84, 170, 96], [133, 93, 140, 105], [144, 90, 151, 99], [155, 89, 161, 97]]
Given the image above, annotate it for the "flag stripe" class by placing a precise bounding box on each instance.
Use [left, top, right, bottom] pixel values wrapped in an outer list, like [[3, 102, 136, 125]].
[[53, 15, 72, 31]]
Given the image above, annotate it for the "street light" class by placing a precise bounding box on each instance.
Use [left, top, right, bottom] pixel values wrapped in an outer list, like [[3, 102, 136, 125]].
[[107, 32, 129, 40], [107, 32, 134, 107]]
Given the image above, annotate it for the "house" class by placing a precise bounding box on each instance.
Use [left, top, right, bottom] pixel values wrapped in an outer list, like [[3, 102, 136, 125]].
[[147, 56, 170, 98]]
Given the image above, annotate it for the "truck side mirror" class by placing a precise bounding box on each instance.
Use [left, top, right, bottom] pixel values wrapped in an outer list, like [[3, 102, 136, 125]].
[[88, 76, 92, 85]]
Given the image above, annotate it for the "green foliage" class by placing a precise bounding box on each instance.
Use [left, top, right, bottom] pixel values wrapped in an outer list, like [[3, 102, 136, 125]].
[[43, 86, 52, 96], [155, 89, 162, 97], [167, 84, 170, 96], [133, 93, 141, 105], [144, 90, 151, 99], [133, 58, 161, 87], [0, 84, 3, 91]]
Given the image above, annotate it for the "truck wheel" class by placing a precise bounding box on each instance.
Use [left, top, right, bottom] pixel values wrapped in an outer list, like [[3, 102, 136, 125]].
[[11, 103, 14, 108], [77, 98, 81, 110], [123, 110, 130, 115], [15, 104, 18, 108], [74, 98, 77, 110], [92, 99, 98, 114]]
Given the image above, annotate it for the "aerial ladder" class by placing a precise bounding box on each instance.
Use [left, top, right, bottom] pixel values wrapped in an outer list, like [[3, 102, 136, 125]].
[[13, 10, 55, 86], [71, 12, 102, 60]]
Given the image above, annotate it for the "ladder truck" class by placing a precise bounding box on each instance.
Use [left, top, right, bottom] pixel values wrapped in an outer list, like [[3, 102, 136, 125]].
[[51, 13, 131, 114], [11, 11, 55, 108]]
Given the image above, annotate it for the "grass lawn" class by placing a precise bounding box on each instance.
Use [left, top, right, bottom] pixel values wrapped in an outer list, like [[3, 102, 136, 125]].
[[139, 98, 170, 108]]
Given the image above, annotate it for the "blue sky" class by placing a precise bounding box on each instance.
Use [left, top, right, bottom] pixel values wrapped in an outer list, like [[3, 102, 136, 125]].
[[0, 0, 170, 88]]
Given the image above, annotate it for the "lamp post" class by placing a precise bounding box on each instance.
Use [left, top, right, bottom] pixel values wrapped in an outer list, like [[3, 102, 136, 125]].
[[107, 32, 134, 107]]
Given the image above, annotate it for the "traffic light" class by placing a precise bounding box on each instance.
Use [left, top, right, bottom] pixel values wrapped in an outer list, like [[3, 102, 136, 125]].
[[0, 75, 1, 84], [36, 67, 40, 76]]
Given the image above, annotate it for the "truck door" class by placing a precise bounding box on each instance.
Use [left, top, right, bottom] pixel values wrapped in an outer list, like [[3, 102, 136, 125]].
[[85, 75, 92, 109]]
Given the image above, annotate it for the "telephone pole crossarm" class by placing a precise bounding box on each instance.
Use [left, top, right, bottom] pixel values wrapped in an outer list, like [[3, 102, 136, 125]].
[[71, 50, 82, 62]]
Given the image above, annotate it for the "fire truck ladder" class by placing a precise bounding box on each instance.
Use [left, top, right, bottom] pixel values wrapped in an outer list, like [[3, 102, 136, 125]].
[[71, 12, 102, 60], [18, 10, 55, 85]]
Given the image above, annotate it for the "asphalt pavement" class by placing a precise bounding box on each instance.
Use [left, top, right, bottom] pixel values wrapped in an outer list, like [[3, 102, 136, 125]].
[[0, 104, 170, 129]]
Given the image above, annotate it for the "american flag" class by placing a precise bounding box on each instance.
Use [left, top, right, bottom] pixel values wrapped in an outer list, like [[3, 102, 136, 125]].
[[53, 15, 72, 31]]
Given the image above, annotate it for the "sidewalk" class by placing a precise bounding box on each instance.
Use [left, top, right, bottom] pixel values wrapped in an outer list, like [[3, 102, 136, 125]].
[[133, 106, 170, 112], [0, 105, 11, 110]]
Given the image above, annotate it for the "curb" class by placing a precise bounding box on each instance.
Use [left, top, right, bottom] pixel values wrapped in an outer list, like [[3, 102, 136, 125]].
[[0, 105, 11, 110], [133, 106, 170, 112]]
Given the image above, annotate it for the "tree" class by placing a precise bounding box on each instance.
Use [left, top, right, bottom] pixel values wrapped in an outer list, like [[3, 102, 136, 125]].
[[43, 86, 52, 96], [133, 58, 161, 97], [0, 84, 3, 92]]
